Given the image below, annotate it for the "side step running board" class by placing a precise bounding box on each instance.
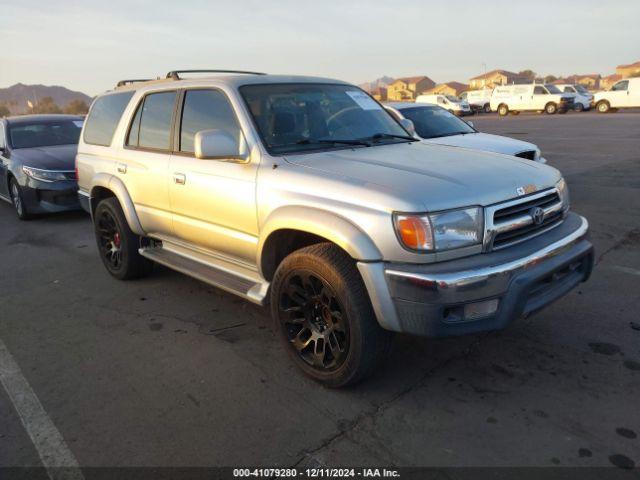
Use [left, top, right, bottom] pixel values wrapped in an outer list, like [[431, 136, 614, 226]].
[[139, 246, 269, 305]]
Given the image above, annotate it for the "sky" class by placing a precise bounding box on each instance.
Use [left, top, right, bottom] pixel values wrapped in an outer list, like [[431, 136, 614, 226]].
[[1, 0, 639, 96]]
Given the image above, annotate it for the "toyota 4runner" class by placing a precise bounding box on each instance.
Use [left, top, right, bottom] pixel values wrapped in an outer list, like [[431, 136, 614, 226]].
[[77, 70, 594, 387]]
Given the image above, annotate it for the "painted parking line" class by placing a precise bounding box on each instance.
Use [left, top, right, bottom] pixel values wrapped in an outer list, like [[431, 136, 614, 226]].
[[610, 265, 640, 277], [0, 338, 84, 480]]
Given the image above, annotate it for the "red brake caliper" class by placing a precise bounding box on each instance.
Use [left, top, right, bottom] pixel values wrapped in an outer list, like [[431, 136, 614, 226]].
[[113, 232, 121, 248]]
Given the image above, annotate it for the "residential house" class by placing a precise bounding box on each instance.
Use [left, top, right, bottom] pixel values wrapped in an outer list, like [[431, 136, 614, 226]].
[[469, 70, 523, 89], [422, 81, 469, 97], [600, 74, 623, 90], [616, 61, 640, 78], [558, 74, 601, 90], [386, 76, 435, 101], [370, 86, 387, 102]]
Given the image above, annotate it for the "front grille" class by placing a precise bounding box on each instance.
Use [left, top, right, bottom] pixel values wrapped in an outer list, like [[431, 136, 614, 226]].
[[514, 150, 536, 160], [488, 190, 564, 251]]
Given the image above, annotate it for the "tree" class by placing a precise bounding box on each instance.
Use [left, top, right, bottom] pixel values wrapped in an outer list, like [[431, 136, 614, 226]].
[[544, 75, 558, 83], [518, 70, 537, 81], [31, 97, 62, 114], [0, 103, 9, 118], [63, 99, 89, 115]]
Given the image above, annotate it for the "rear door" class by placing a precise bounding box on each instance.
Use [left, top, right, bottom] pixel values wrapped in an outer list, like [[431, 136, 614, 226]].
[[118, 90, 177, 237], [168, 88, 259, 264]]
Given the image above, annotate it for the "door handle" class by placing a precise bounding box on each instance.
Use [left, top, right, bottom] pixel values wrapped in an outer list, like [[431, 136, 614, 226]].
[[117, 163, 127, 174], [173, 173, 186, 185]]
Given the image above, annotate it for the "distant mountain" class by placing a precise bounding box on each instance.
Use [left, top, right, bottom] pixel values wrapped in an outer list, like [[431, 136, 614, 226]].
[[0, 83, 92, 114], [358, 76, 395, 92]]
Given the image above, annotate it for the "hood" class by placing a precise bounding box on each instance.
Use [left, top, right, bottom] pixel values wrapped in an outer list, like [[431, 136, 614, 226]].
[[423, 132, 538, 157], [284, 142, 560, 212], [9, 144, 78, 170]]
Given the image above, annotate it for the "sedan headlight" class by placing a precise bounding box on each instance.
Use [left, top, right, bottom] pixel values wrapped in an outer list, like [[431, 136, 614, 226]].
[[556, 178, 570, 211], [394, 207, 483, 252], [22, 166, 69, 183]]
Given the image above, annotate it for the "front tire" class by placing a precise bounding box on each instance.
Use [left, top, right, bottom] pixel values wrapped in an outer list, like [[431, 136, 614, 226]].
[[271, 243, 392, 387], [9, 177, 31, 220], [483, 103, 491, 113], [597, 101, 610, 113], [93, 197, 153, 280], [574, 103, 584, 112]]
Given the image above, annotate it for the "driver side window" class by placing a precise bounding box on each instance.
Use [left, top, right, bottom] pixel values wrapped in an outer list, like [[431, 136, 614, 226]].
[[612, 81, 629, 91], [534, 86, 547, 95], [0, 123, 6, 150]]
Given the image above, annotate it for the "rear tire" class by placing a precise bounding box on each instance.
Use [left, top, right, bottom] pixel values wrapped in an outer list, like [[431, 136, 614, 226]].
[[93, 197, 153, 280], [9, 177, 31, 220], [270, 243, 392, 387], [545, 102, 558, 115], [510, 111, 520, 116], [497, 104, 509, 116], [597, 101, 610, 113], [483, 103, 491, 113]]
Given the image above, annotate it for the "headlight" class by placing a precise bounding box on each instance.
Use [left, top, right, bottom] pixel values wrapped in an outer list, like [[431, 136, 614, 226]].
[[556, 178, 570, 211], [394, 207, 483, 252], [22, 166, 69, 183]]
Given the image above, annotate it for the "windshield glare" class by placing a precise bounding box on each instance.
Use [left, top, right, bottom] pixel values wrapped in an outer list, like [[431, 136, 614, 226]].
[[575, 85, 589, 94], [544, 84, 562, 94], [240, 84, 410, 154], [445, 95, 460, 103], [399, 106, 475, 139], [9, 120, 83, 149]]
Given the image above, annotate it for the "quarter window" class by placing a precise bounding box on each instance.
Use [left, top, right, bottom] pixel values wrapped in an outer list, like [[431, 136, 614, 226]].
[[127, 91, 177, 150], [179, 90, 241, 153], [84, 92, 134, 146]]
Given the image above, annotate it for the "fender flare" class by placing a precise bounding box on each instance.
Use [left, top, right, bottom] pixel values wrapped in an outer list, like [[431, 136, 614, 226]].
[[90, 173, 145, 236], [257, 206, 382, 275]]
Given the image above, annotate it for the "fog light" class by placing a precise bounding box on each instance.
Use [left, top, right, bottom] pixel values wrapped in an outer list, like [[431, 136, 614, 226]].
[[464, 299, 499, 320]]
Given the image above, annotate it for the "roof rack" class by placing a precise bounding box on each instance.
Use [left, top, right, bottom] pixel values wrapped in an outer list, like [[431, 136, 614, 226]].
[[166, 69, 267, 80], [116, 79, 153, 87]]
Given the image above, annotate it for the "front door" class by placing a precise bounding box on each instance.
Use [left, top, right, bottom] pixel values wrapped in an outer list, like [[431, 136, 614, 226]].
[[117, 90, 177, 237], [169, 88, 259, 265], [608, 80, 630, 108], [532, 86, 549, 110]]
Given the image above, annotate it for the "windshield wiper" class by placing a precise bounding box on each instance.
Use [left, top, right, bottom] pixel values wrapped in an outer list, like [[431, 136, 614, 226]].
[[432, 131, 472, 138], [366, 133, 418, 142], [296, 138, 372, 147]]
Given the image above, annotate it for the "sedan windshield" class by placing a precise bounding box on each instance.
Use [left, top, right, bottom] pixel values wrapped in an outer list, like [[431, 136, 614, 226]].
[[398, 106, 475, 139], [544, 84, 562, 94], [240, 83, 412, 154], [575, 85, 590, 94], [9, 120, 83, 149]]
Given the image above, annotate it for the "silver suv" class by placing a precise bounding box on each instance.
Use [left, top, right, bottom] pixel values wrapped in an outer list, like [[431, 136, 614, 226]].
[[77, 70, 594, 387]]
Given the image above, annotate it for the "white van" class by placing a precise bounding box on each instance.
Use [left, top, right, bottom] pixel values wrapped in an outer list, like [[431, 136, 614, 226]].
[[555, 84, 593, 112], [459, 89, 493, 113], [415, 94, 472, 116], [490, 84, 574, 116], [594, 78, 640, 113]]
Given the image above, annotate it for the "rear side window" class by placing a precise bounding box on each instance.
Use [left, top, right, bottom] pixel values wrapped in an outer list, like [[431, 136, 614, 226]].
[[127, 91, 177, 150], [179, 89, 241, 153], [84, 92, 134, 146]]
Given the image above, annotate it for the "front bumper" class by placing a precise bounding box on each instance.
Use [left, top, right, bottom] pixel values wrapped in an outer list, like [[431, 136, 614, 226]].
[[21, 178, 81, 213], [358, 213, 593, 337]]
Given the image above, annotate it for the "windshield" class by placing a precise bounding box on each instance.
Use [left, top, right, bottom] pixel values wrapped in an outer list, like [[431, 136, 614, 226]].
[[240, 83, 410, 154], [399, 106, 475, 139], [445, 95, 460, 103], [575, 85, 589, 94], [544, 84, 562, 94], [9, 120, 83, 149]]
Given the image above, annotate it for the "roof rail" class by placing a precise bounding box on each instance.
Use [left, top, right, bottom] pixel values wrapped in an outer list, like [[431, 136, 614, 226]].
[[116, 79, 153, 87], [166, 69, 267, 80]]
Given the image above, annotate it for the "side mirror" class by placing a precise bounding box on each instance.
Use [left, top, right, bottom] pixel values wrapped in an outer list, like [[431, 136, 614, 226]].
[[399, 118, 416, 137], [194, 129, 248, 161], [466, 121, 475, 128]]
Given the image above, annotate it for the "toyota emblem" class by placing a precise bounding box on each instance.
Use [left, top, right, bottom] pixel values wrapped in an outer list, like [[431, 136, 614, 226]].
[[530, 207, 545, 225]]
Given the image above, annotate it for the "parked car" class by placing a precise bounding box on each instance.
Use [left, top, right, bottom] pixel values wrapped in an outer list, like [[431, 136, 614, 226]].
[[77, 71, 593, 387], [555, 84, 593, 112], [459, 89, 493, 113], [594, 78, 640, 113], [491, 84, 575, 116], [415, 93, 472, 116], [385, 103, 546, 163], [0, 114, 83, 219]]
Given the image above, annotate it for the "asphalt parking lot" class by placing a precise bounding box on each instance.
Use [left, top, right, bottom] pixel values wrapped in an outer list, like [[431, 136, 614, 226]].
[[0, 111, 639, 475]]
